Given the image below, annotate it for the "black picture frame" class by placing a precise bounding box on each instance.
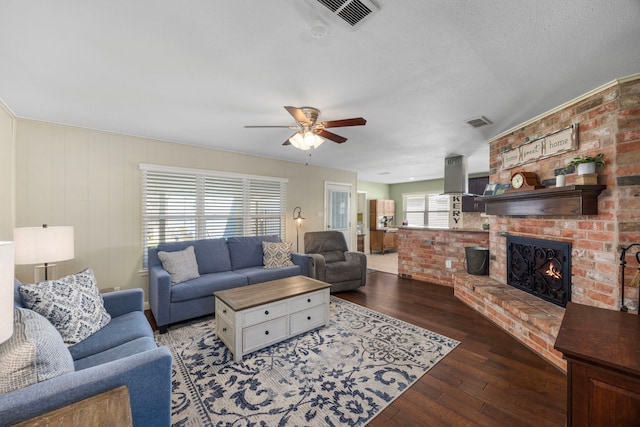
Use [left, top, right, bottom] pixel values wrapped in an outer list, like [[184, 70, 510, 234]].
[[483, 183, 497, 195], [494, 183, 511, 195]]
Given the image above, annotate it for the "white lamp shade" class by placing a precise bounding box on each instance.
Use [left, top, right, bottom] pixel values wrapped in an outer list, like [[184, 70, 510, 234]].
[[0, 241, 15, 343], [14, 226, 75, 265], [288, 132, 324, 150]]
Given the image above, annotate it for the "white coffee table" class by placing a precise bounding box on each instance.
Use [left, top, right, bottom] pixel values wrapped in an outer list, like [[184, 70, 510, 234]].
[[214, 275, 331, 362]]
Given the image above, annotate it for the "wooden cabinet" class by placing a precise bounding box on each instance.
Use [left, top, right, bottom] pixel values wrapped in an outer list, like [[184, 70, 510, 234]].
[[370, 199, 395, 230], [462, 176, 489, 212], [370, 229, 397, 254], [357, 234, 365, 252], [554, 302, 640, 426]]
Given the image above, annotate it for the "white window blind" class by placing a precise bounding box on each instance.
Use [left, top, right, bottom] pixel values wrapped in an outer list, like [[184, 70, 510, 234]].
[[141, 164, 287, 268], [403, 193, 450, 228]]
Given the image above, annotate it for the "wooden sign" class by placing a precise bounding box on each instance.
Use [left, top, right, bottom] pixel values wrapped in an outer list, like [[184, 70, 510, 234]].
[[502, 149, 521, 169], [545, 127, 576, 156], [521, 140, 544, 163], [449, 194, 463, 229]]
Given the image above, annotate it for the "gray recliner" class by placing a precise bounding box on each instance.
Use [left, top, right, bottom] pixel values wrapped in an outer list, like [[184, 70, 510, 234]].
[[304, 231, 366, 292]]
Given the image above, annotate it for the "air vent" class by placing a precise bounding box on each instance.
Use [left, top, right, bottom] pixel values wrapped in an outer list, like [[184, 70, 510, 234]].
[[315, 0, 379, 27], [465, 116, 492, 128]]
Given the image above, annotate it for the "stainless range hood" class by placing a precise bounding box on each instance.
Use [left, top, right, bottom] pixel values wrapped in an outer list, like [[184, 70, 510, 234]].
[[442, 155, 470, 195]]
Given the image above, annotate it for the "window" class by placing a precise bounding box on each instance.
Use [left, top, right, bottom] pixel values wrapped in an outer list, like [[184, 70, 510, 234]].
[[140, 164, 287, 268], [403, 193, 450, 228]]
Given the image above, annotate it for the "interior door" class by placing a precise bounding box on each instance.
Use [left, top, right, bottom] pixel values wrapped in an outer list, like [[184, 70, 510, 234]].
[[325, 182, 352, 249]]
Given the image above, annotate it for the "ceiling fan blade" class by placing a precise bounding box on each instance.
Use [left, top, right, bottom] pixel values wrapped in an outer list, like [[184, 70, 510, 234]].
[[318, 129, 347, 143], [321, 117, 367, 128], [284, 106, 311, 125], [244, 125, 298, 129]]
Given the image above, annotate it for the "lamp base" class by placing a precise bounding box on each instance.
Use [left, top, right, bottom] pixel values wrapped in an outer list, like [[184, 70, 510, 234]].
[[34, 263, 59, 283]]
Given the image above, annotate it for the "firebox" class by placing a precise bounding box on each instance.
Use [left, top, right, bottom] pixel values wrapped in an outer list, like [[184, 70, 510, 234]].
[[506, 235, 572, 307]]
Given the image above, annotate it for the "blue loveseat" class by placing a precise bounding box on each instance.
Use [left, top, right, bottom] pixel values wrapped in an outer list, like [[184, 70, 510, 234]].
[[0, 279, 172, 427], [148, 235, 309, 333]]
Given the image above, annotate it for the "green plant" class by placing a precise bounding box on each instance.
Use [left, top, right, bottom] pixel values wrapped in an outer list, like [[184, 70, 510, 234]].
[[566, 153, 605, 168]]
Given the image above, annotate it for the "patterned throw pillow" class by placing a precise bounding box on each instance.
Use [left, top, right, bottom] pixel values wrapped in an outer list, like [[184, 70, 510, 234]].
[[157, 245, 200, 285], [0, 308, 74, 393], [19, 268, 111, 346], [262, 241, 295, 269]]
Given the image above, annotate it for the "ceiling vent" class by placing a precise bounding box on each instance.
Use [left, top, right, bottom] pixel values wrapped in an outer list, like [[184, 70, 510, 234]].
[[465, 116, 492, 128], [314, 0, 379, 27]]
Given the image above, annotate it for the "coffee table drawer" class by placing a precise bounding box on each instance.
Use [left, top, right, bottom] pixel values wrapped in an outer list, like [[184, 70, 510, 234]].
[[288, 290, 326, 312], [243, 301, 288, 327], [290, 304, 326, 335], [243, 316, 288, 354], [217, 315, 235, 350], [216, 298, 233, 324]]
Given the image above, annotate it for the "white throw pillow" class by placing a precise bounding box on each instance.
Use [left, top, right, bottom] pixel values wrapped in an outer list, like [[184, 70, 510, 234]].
[[19, 268, 111, 346], [0, 308, 74, 393], [158, 245, 200, 284], [262, 241, 295, 269]]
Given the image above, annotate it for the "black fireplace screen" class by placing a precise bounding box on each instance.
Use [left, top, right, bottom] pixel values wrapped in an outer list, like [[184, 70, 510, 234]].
[[506, 236, 572, 307]]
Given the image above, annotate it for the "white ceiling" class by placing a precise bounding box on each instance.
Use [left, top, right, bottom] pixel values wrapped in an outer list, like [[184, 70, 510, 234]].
[[1, 0, 639, 183]]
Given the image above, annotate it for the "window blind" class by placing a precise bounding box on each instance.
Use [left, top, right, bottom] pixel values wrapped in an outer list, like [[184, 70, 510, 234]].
[[141, 164, 287, 268], [402, 193, 450, 228]]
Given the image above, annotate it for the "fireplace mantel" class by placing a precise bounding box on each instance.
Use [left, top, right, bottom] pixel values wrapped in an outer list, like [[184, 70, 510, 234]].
[[476, 185, 606, 216]]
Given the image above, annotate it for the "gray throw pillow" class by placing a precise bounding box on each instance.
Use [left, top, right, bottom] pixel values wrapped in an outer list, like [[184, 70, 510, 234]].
[[19, 268, 111, 345], [0, 308, 74, 393], [262, 241, 294, 269], [158, 245, 200, 284]]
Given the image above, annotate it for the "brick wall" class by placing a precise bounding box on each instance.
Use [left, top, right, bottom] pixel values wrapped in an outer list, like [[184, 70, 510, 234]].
[[397, 228, 489, 286], [487, 75, 640, 312]]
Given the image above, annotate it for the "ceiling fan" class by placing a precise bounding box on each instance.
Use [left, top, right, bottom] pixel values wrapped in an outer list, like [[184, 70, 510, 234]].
[[244, 106, 366, 150]]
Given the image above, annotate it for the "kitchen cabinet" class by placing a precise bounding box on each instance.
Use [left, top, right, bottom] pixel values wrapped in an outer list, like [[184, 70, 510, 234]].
[[370, 229, 397, 254], [554, 302, 640, 426], [370, 199, 395, 230], [462, 176, 489, 212]]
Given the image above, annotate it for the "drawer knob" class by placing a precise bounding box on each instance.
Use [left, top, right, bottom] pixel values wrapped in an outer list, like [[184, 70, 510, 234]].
[[265, 330, 269, 335], [307, 298, 311, 303], [264, 310, 269, 315], [222, 327, 227, 332], [222, 309, 227, 313], [307, 316, 311, 320]]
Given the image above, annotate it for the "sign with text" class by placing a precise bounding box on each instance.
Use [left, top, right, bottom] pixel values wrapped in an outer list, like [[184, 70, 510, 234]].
[[501, 124, 578, 170], [449, 194, 463, 229], [545, 126, 576, 156]]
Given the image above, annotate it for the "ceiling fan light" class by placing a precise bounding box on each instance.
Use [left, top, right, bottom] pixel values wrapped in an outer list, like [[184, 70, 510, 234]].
[[288, 133, 312, 150], [313, 134, 324, 148], [303, 131, 316, 148]]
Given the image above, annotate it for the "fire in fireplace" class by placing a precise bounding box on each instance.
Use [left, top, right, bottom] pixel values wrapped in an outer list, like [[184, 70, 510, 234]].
[[506, 235, 572, 307]]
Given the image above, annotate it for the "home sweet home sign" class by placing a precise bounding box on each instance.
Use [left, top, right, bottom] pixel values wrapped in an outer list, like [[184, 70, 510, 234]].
[[502, 125, 578, 170]]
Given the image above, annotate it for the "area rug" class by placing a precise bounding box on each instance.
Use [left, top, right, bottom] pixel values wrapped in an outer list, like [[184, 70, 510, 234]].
[[155, 296, 459, 426]]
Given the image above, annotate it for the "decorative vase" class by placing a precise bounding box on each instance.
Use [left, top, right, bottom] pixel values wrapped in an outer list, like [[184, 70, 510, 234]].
[[556, 175, 566, 187], [577, 162, 596, 175]]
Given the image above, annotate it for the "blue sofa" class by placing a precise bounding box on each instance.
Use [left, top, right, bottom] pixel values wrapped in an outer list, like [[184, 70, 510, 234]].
[[148, 235, 309, 333], [0, 280, 172, 427]]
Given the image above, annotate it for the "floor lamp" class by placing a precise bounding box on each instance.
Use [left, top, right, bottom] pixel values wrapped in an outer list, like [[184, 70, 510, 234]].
[[14, 224, 75, 282], [293, 207, 305, 252], [0, 241, 14, 344]]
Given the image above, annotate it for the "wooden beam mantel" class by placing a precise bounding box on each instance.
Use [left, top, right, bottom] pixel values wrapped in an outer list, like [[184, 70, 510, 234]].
[[476, 185, 606, 216]]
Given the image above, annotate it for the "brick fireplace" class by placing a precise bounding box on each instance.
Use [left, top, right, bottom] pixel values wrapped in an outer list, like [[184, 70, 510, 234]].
[[454, 74, 640, 371]]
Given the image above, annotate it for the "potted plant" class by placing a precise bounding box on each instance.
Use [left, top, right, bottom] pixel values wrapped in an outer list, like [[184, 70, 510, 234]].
[[567, 153, 605, 175]]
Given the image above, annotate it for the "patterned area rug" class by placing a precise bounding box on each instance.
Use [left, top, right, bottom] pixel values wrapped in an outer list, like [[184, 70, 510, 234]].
[[155, 296, 459, 426]]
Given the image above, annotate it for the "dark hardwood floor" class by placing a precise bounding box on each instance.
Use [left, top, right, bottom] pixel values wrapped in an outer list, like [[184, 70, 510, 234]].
[[147, 271, 567, 426], [336, 271, 567, 427]]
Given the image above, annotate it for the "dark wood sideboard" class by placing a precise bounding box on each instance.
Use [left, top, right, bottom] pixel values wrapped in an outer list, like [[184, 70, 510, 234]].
[[554, 302, 640, 426]]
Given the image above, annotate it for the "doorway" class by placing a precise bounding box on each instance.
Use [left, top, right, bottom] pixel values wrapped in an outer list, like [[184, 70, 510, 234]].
[[324, 182, 352, 249]]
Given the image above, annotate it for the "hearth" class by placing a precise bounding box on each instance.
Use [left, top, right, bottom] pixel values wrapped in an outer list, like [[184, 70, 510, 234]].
[[506, 236, 571, 307]]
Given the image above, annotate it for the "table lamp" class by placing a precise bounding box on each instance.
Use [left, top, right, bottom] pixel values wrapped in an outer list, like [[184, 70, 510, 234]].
[[14, 225, 74, 282]]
